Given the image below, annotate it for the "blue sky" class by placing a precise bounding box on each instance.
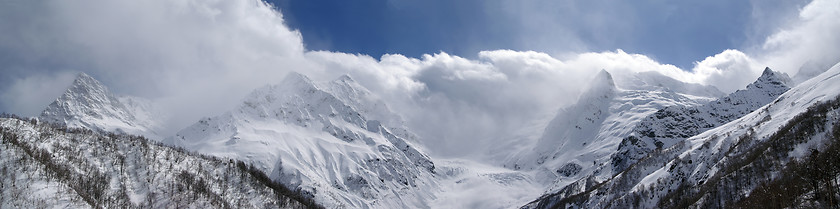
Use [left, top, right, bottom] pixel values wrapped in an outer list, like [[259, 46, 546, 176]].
[[272, 0, 806, 69]]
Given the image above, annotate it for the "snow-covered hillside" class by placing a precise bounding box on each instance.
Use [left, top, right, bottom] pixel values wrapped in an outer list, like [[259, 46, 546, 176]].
[[38, 73, 165, 140], [0, 116, 319, 208], [504, 70, 723, 194], [612, 67, 792, 173], [169, 72, 436, 208], [524, 62, 840, 208]]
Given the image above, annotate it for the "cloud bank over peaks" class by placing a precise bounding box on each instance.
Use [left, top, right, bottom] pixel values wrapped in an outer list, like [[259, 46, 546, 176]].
[[0, 0, 307, 131], [0, 0, 838, 157], [305, 48, 741, 157]]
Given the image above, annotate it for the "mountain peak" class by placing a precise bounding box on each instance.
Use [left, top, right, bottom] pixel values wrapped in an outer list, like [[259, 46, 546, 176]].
[[75, 72, 94, 81], [282, 71, 313, 83], [747, 67, 792, 91], [67, 72, 110, 97], [566, 69, 617, 107], [242, 71, 406, 129], [585, 69, 616, 94], [596, 69, 614, 84], [42, 73, 114, 116], [277, 72, 319, 92], [39, 73, 163, 139], [762, 67, 774, 75]]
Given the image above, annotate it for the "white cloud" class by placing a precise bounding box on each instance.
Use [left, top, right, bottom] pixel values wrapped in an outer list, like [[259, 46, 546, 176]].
[[0, 71, 78, 116], [679, 0, 840, 93], [755, 0, 840, 78], [691, 49, 759, 93]]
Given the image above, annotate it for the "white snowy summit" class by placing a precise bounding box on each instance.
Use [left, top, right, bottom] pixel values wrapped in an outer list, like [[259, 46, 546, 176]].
[[170, 72, 437, 209], [38, 73, 164, 139]]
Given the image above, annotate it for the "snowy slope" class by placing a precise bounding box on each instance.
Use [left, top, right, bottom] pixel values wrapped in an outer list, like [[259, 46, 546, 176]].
[[38, 73, 165, 140], [505, 70, 722, 194], [169, 72, 436, 209], [0, 116, 318, 209], [524, 62, 840, 208], [611, 67, 792, 173], [430, 159, 544, 208]]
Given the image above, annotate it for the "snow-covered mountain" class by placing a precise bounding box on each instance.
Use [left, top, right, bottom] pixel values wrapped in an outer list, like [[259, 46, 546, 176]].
[[0, 116, 319, 208], [524, 63, 840, 208], [504, 70, 723, 193], [38, 73, 165, 140], [169, 72, 436, 208], [611, 67, 792, 173], [14, 64, 839, 209]]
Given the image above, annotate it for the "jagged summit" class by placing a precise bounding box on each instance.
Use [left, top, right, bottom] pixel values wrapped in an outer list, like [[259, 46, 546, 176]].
[[59, 73, 118, 112], [41, 73, 127, 123], [69, 72, 108, 95], [569, 69, 616, 104], [283, 71, 314, 84], [235, 73, 404, 129], [718, 67, 792, 118], [39, 72, 163, 139], [762, 66, 774, 75], [274, 71, 319, 92], [747, 67, 793, 91], [592, 69, 616, 89]]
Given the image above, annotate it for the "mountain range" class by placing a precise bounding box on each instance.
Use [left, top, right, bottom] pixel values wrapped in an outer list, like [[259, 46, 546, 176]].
[[4, 60, 839, 208]]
